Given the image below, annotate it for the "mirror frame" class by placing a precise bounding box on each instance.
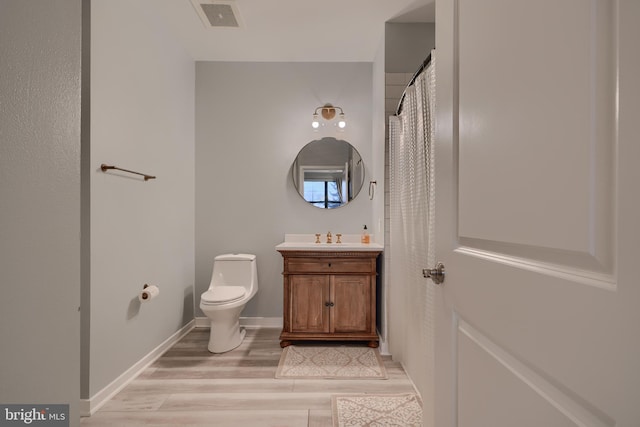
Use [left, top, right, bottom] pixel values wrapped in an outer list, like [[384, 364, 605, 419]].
[[292, 137, 365, 209]]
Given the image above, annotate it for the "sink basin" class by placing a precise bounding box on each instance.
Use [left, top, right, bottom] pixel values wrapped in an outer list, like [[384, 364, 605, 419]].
[[276, 234, 383, 252]]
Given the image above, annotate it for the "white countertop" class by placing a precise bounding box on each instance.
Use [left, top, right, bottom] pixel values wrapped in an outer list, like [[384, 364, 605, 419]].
[[276, 234, 383, 252]]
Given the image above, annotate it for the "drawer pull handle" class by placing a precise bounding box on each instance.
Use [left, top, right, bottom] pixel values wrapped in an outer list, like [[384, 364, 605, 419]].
[[328, 263, 332, 267]]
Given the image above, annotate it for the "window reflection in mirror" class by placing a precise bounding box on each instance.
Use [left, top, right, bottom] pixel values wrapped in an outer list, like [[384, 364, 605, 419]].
[[292, 138, 365, 209]]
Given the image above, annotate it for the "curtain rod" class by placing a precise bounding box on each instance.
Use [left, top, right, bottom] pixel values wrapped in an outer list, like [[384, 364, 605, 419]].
[[395, 52, 433, 116]]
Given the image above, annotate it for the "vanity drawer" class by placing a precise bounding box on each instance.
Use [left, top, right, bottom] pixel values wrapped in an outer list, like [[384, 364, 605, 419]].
[[287, 258, 373, 274]]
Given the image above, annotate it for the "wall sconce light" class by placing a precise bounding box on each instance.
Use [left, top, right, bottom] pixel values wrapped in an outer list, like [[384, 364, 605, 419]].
[[312, 104, 346, 130]]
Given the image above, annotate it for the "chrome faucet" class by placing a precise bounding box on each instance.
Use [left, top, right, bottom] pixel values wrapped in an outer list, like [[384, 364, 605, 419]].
[[326, 231, 332, 244]]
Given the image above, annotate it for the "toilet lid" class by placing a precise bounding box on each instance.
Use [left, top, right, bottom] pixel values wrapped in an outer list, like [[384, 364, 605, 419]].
[[201, 286, 246, 304]]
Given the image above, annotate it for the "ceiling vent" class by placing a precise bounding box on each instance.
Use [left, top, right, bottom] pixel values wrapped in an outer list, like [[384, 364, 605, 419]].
[[191, 0, 244, 29]]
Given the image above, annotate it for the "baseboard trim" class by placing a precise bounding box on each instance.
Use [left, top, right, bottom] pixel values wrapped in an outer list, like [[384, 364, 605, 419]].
[[378, 334, 390, 356], [195, 316, 283, 329], [80, 319, 195, 417]]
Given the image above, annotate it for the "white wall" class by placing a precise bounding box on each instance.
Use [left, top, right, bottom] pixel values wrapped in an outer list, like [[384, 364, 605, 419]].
[[385, 23, 436, 73], [0, 1, 82, 424], [195, 62, 373, 318], [89, 0, 195, 397], [372, 35, 388, 343]]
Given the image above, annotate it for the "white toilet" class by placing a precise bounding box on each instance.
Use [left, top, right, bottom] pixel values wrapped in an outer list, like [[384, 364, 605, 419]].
[[199, 253, 258, 353]]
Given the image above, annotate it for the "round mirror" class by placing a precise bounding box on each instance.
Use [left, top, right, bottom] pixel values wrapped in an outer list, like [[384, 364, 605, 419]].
[[292, 137, 365, 209]]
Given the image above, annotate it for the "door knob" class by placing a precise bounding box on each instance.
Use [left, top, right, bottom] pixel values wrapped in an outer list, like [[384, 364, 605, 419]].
[[423, 262, 445, 284]]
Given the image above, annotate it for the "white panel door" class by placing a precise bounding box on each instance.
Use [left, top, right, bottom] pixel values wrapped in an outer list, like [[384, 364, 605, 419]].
[[434, 0, 640, 426]]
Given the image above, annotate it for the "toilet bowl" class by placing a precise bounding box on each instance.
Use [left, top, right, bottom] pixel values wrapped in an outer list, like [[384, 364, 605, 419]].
[[199, 253, 258, 353]]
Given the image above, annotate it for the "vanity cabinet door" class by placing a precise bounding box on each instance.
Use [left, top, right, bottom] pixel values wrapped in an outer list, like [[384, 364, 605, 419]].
[[289, 275, 330, 333], [331, 275, 371, 334]]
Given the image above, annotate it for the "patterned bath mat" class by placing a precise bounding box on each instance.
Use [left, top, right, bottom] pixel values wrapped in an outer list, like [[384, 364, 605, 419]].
[[275, 345, 387, 379], [332, 393, 422, 426]]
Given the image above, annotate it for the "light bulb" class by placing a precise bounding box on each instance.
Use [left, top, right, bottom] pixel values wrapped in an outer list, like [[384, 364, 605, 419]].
[[337, 113, 346, 129], [311, 113, 320, 129]]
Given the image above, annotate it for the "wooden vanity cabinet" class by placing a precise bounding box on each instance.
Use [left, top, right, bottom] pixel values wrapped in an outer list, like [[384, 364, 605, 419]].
[[278, 250, 381, 348]]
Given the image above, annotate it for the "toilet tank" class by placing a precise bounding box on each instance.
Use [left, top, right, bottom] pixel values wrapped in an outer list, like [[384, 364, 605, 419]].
[[210, 253, 258, 293]]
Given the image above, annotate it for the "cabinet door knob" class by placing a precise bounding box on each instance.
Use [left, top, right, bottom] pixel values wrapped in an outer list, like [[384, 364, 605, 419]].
[[325, 302, 335, 307]]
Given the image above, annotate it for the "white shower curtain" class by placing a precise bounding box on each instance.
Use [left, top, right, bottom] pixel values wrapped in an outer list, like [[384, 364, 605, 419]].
[[389, 51, 436, 426]]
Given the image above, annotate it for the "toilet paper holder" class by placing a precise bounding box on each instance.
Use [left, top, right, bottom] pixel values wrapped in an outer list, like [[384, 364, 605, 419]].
[[140, 284, 159, 301]]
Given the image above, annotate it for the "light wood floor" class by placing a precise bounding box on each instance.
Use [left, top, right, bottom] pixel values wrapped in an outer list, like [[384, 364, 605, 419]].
[[81, 327, 416, 426]]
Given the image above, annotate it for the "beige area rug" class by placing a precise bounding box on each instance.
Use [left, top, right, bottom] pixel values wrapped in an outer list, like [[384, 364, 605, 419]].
[[332, 393, 423, 426], [275, 345, 387, 379]]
